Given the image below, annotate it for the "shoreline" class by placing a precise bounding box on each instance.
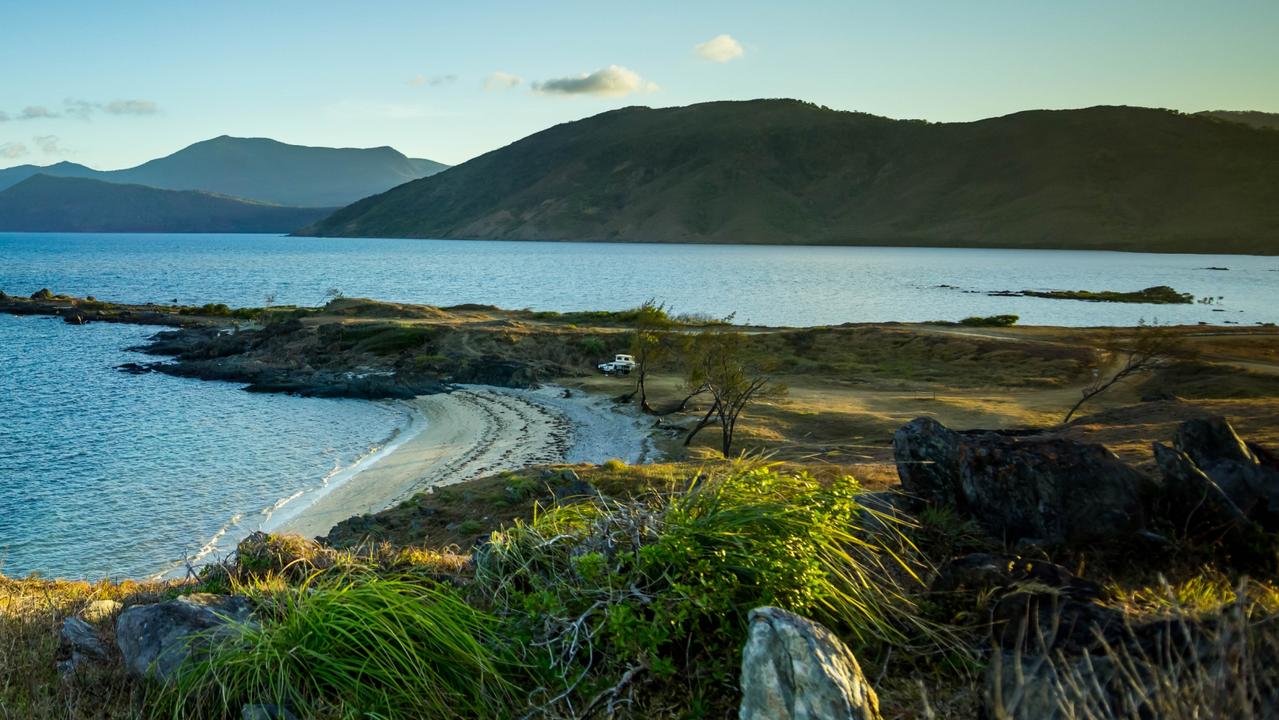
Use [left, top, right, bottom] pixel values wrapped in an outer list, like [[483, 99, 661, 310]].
[[271, 384, 653, 540]]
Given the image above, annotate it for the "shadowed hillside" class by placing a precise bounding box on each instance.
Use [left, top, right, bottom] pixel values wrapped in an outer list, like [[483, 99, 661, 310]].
[[301, 100, 1279, 254], [0, 175, 333, 233], [0, 137, 448, 207]]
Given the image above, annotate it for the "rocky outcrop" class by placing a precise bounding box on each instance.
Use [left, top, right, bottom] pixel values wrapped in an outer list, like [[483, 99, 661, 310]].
[[1155, 417, 1279, 529], [739, 606, 881, 720], [893, 418, 1148, 547], [57, 617, 110, 678], [116, 594, 253, 681]]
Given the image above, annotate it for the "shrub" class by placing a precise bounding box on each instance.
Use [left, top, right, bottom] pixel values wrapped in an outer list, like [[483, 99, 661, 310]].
[[165, 575, 514, 720], [959, 314, 1020, 327], [475, 464, 939, 714]]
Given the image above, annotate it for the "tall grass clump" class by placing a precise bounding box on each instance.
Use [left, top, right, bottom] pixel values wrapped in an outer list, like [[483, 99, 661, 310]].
[[164, 573, 514, 720], [991, 581, 1279, 720], [475, 462, 942, 715]]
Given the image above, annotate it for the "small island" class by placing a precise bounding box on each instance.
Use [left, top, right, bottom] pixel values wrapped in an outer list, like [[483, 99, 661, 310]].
[[989, 285, 1195, 304]]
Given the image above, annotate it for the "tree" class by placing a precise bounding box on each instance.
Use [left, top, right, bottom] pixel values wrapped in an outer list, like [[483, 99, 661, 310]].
[[1062, 323, 1177, 424], [628, 300, 673, 414], [683, 327, 786, 457]]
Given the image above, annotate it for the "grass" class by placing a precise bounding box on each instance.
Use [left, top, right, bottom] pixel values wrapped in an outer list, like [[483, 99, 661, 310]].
[[165, 574, 514, 720], [473, 462, 949, 717], [0, 576, 177, 720], [991, 588, 1279, 720], [959, 314, 1020, 327]]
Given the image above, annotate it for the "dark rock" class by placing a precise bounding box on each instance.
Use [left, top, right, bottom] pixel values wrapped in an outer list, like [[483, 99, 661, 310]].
[[991, 592, 1128, 655], [116, 594, 254, 681], [449, 356, 540, 388], [931, 553, 1103, 602], [894, 417, 966, 508], [894, 418, 1149, 548], [58, 616, 109, 678], [739, 607, 882, 720], [31, 288, 53, 300], [116, 362, 158, 375], [1171, 417, 1279, 529], [553, 479, 597, 503]]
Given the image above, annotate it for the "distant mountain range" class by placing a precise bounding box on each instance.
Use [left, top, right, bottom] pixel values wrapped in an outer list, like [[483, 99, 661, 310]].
[[303, 100, 1279, 255], [0, 175, 334, 233], [0, 136, 448, 208]]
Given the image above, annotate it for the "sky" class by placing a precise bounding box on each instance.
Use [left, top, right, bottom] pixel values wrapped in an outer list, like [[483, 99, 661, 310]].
[[2, 0, 1277, 170]]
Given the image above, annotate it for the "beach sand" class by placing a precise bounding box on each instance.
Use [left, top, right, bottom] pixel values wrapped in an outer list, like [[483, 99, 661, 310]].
[[273, 386, 651, 539]]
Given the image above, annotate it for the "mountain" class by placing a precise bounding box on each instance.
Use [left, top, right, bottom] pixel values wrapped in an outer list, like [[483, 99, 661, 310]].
[[0, 137, 449, 207], [301, 100, 1279, 255], [0, 175, 333, 233], [1197, 110, 1279, 131], [0, 161, 102, 188]]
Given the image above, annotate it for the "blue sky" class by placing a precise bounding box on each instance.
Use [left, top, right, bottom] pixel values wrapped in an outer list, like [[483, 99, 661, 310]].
[[2, 0, 1276, 169]]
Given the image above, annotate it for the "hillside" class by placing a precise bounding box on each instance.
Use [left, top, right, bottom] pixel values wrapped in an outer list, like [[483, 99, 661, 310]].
[[301, 101, 1279, 254], [0, 137, 448, 207], [1198, 110, 1279, 131], [0, 175, 333, 233]]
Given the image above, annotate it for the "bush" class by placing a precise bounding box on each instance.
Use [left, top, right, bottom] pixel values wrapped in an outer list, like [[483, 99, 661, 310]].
[[475, 464, 939, 714], [959, 314, 1019, 327], [165, 575, 514, 720]]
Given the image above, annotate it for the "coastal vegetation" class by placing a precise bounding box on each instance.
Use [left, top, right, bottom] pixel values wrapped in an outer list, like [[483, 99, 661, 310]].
[[1018, 285, 1195, 304], [3, 293, 1279, 718]]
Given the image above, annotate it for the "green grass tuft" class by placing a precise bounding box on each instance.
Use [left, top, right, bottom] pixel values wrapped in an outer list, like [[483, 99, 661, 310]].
[[164, 574, 514, 720]]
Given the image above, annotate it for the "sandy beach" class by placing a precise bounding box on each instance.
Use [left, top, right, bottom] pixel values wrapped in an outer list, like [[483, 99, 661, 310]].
[[272, 386, 653, 539]]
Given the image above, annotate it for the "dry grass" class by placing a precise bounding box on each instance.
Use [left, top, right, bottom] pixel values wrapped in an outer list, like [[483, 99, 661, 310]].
[[0, 576, 180, 719]]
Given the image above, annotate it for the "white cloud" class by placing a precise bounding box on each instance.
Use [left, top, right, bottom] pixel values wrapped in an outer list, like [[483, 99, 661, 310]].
[[532, 65, 658, 97], [19, 105, 59, 120], [34, 135, 66, 155], [0, 111, 9, 122], [1, 142, 29, 159], [483, 71, 522, 91], [694, 34, 744, 63], [104, 99, 159, 115]]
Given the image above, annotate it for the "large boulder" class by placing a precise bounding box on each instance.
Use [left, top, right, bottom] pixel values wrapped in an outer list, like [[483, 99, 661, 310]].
[[1162, 417, 1279, 530], [116, 594, 253, 681], [739, 606, 881, 720], [893, 418, 1149, 547], [893, 417, 966, 509]]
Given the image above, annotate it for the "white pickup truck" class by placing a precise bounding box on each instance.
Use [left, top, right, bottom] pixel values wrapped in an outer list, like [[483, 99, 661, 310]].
[[597, 354, 637, 376]]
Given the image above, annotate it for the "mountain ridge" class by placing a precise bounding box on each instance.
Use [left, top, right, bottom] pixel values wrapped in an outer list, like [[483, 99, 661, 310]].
[[0, 137, 448, 207], [0, 175, 333, 233], [300, 100, 1279, 254]]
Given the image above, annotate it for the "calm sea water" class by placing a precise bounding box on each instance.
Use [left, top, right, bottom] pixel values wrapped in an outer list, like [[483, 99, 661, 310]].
[[1, 232, 1275, 326], [1, 232, 1276, 579], [0, 314, 407, 579]]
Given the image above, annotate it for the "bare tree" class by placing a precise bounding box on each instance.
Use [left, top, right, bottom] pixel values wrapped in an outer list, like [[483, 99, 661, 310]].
[[683, 328, 785, 456], [1062, 323, 1177, 424]]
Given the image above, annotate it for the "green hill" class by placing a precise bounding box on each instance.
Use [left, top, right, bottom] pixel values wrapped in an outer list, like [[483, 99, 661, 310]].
[[0, 137, 449, 207], [301, 100, 1279, 254], [0, 175, 333, 233]]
